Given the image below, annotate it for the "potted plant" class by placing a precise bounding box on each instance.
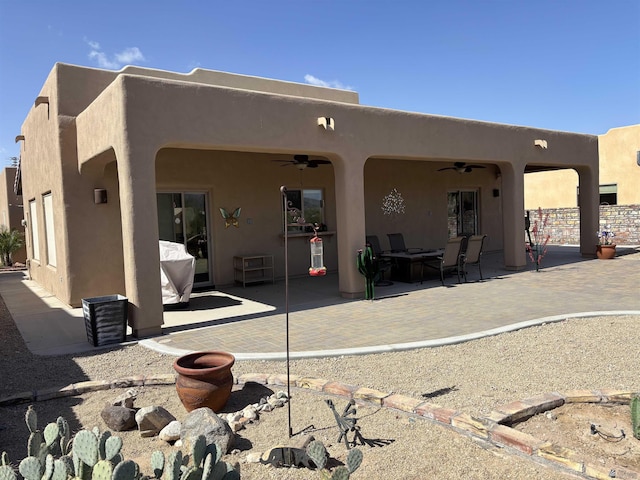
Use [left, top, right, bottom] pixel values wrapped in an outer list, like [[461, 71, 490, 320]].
[[596, 227, 616, 259], [173, 351, 235, 412]]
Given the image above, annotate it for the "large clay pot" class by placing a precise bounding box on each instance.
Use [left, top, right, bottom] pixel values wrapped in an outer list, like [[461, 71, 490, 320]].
[[173, 351, 235, 412], [596, 244, 616, 260]]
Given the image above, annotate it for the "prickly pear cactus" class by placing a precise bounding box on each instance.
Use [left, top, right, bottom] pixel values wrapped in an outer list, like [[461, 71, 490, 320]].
[[18, 456, 42, 480], [112, 460, 138, 480], [150, 451, 164, 479], [26, 431, 43, 458], [91, 460, 114, 480], [306, 441, 327, 470], [330, 466, 350, 480], [104, 437, 122, 462], [0, 465, 17, 480], [73, 430, 99, 468], [345, 448, 362, 474], [191, 436, 206, 469], [25, 406, 38, 434], [51, 459, 70, 480], [632, 394, 640, 440]]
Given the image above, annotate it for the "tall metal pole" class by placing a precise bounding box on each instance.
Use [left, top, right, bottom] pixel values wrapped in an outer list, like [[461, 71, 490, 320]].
[[280, 186, 293, 438]]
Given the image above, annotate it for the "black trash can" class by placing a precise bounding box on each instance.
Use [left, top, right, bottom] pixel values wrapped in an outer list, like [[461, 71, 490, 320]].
[[82, 295, 128, 347]]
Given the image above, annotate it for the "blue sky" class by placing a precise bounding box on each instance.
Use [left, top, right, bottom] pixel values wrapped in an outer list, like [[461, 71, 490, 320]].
[[1, 0, 639, 166]]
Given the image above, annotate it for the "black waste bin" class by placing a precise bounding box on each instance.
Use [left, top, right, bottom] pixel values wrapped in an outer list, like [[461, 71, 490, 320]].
[[82, 294, 128, 347]]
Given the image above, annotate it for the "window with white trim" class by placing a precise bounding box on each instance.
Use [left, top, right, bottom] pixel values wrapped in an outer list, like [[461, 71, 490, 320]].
[[43, 193, 56, 267], [29, 200, 40, 261]]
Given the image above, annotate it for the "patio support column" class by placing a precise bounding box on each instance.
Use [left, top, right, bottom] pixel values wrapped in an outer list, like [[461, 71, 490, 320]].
[[333, 155, 366, 298], [116, 143, 164, 337], [501, 163, 527, 270], [576, 165, 599, 257]]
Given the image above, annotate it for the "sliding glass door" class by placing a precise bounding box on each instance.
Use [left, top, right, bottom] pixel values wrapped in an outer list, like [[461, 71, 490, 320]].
[[447, 190, 478, 238], [157, 192, 212, 285]]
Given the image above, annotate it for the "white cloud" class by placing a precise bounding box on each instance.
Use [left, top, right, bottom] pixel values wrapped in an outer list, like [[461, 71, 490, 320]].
[[304, 74, 354, 91], [85, 39, 146, 70]]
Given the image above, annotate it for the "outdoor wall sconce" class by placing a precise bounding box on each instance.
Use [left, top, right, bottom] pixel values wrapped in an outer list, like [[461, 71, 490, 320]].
[[534, 139, 548, 149], [636, 151, 640, 166], [94, 189, 107, 204], [317, 116, 335, 130], [34, 96, 49, 107], [15, 135, 25, 143]]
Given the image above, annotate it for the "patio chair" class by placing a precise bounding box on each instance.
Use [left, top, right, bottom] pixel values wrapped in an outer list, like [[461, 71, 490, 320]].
[[365, 235, 393, 285], [421, 236, 467, 285], [387, 233, 424, 253], [462, 234, 487, 282]]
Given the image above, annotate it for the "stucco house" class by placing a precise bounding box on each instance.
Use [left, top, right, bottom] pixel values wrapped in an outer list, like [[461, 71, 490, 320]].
[[15, 63, 599, 338], [0, 166, 26, 264], [524, 124, 640, 244]]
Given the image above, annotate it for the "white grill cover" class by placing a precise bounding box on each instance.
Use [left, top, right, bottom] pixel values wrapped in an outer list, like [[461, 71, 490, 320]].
[[159, 241, 196, 305]]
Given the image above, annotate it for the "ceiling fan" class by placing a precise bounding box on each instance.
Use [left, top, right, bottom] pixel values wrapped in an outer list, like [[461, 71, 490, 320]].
[[274, 154, 331, 170], [438, 161, 486, 174]]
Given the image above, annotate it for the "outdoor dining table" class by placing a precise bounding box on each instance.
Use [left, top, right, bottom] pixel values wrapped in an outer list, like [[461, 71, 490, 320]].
[[381, 249, 444, 283]]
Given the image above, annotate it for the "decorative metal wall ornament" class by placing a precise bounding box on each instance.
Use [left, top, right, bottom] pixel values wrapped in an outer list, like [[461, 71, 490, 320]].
[[219, 207, 241, 228], [381, 188, 406, 217]]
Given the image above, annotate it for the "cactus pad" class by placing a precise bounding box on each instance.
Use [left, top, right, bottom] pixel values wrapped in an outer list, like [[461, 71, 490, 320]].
[[18, 457, 43, 480], [91, 460, 113, 480], [51, 459, 70, 480], [73, 430, 99, 467], [330, 465, 350, 480], [0, 465, 17, 480], [112, 460, 139, 480], [42, 454, 54, 480], [306, 441, 327, 470], [25, 406, 38, 434], [166, 451, 182, 480], [27, 431, 43, 458], [44, 423, 60, 449], [178, 465, 198, 480], [632, 394, 640, 440], [1, 452, 9, 466], [104, 436, 122, 461], [150, 451, 164, 479], [345, 448, 362, 473], [191, 436, 206, 468]]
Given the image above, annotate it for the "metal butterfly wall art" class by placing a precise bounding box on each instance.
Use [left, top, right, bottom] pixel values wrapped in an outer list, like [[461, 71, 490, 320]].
[[219, 207, 241, 228]]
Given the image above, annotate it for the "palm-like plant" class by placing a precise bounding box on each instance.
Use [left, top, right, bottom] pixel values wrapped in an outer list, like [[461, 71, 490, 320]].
[[0, 226, 24, 267]]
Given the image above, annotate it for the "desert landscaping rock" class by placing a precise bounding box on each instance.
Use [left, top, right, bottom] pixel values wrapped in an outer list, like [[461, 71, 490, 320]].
[[111, 389, 138, 408], [135, 406, 175, 437], [159, 420, 182, 442], [100, 405, 137, 431], [181, 407, 235, 454]]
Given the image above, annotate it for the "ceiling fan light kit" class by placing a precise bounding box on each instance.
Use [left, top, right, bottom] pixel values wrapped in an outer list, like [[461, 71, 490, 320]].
[[273, 154, 331, 170], [437, 161, 486, 174]]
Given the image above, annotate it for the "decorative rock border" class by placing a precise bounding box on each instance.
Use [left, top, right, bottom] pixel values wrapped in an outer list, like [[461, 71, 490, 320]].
[[1, 374, 638, 479]]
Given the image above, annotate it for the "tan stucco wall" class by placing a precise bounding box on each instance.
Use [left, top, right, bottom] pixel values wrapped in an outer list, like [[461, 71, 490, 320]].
[[18, 62, 600, 334], [0, 168, 26, 263], [525, 124, 640, 209]]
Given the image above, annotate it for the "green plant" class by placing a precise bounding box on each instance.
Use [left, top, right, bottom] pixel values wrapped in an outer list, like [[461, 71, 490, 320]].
[[0, 226, 23, 267], [2, 406, 240, 480], [306, 441, 362, 479], [356, 246, 377, 300], [632, 394, 640, 440]]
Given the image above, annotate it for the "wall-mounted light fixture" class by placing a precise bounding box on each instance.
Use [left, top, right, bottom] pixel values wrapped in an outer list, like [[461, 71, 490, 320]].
[[94, 189, 107, 204], [15, 135, 25, 143], [534, 139, 548, 149], [637, 151, 640, 167], [34, 96, 49, 107], [317, 116, 335, 131]]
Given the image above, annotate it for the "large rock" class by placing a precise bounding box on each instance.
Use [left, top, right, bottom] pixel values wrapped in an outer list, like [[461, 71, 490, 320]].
[[135, 406, 176, 437], [111, 389, 138, 409], [101, 405, 137, 431], [180, 407, 234, 454], [159, 420, 182, 442]]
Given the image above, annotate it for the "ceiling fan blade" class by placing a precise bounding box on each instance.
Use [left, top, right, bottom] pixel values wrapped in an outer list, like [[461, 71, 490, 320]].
[[467, 165, 486, 169], [293, 154, 309, 163], [437, 167, 455, 171]]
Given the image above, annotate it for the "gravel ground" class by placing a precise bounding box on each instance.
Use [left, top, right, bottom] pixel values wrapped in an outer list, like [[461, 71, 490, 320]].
[[1, 289, 638, 479]]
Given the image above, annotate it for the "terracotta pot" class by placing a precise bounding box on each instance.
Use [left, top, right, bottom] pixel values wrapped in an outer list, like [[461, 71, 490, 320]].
[[596, 244, 616, 260], [173, 351, 235, 412]]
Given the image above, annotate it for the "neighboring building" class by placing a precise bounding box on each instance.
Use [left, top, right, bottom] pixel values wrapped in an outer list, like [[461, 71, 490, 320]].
[[524, 124, 640, 244], [0, 167, 26, 264], [15, 63, 599, 337]]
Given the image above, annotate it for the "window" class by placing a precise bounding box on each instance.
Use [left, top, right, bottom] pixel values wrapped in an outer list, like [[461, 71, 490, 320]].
[[43, 193, 56, 267], [29, 200, 40, 261], [284, 188, 325, 232], [447, 190, 478, 237], [599, 184, 617, 205]]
